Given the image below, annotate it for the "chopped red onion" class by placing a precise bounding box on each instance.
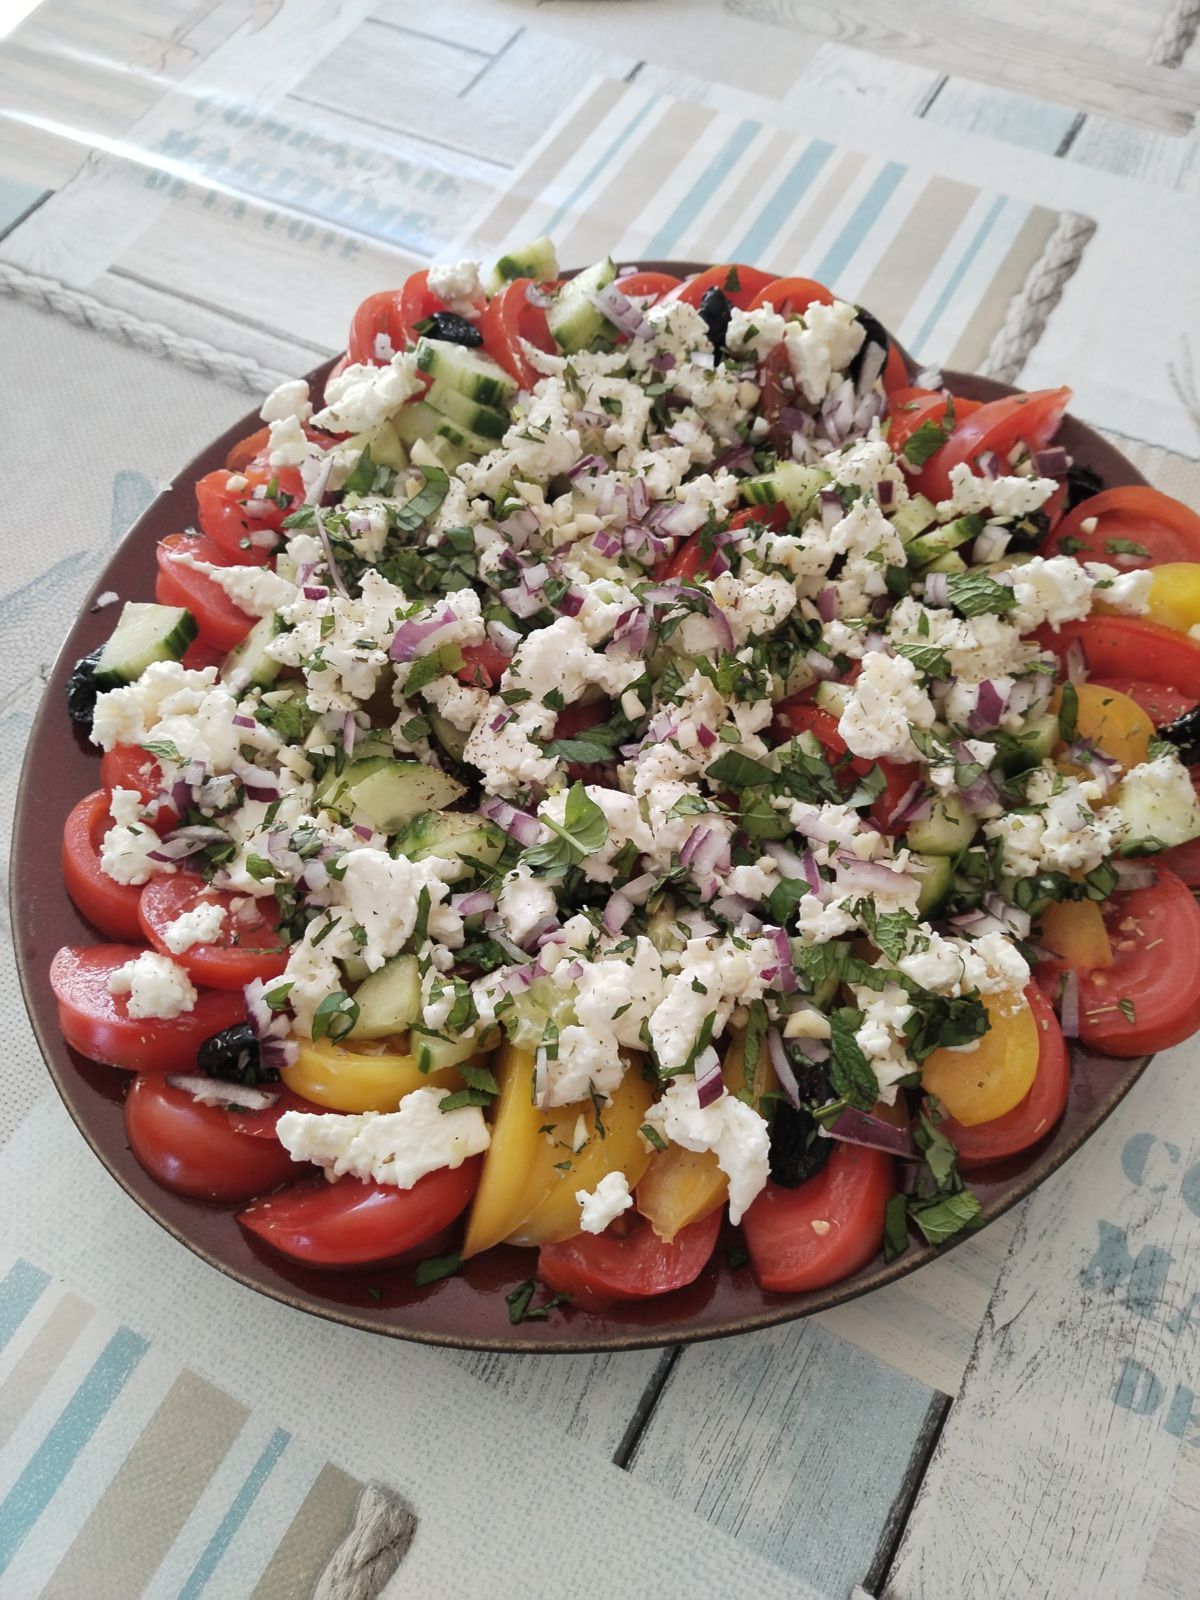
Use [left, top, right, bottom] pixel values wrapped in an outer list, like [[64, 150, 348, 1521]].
[[588, 281, 654, 339], [232, 713, 255, 730], [981, 893, 1032, 938], [1065, 639, 1088, 685], [303, 584, 329, 601], [834, 851, 916, 897], [971, 525, 1010, 564], [649, 351, 676, 372], [567, 453, 607, 481], [876, 478, 895, 508], [231, 757, 280, 801], [1034, 447, 1069, 477], [766, 1027, 800, 1109], [592, 528, 622, 559], [715, 442, 755, 475], [829, 1107, 916, 1157], [816, 586, 837, 623], [642, 581, 734, 653], [949, 908, 1012, 938], [557, 586, 585, 618], [646, 500, 707, 539], [679, 825, 731, 876], [696, 723, 717, 750], [389, 605, 457, 663], [695, 1048, 725, 1108], [1059, 970, 1080, 1037], [622, 523, 669, 566], [314, 510, 349, 600], [770, 927, 797, 993], [970, 679, 1007, 733], [923, 572, 950, 606], [610, 606, 650, 657], [352, 823, 374, 841], [602, 892, 634, 935], [259, 1037, 300, 1075], [480, 795, 544, 847], [803, 648, 837, 682], [819, 487, 842, 534], [887, 781, 931, 830], [976, 449, 1001, 479]]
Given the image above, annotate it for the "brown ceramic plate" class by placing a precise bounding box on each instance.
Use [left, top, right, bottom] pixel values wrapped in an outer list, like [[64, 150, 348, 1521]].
[[12, 264, 1154, 1351]]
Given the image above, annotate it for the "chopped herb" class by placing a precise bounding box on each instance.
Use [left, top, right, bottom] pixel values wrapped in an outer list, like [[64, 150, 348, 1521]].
[[827, 1007, 878, 1111], [413, 1252, 462, 1287], [902, 411, 953, 469], [311, 990, 359, 1043], [1118, 996, 1136, 1023], [705, 750, 778, 790], [140, 739, 181, 762], [945, 570, 1017, 617], [505, 1279, 572, 1324], [1105, 538, 1150, 558], [908, 1189, 984, 1246], [883, 1192, 910, 1263], [894, 642, 951, 680], [1058, 680, 1079, 744], [640, 1123, 668, 1151], [522, 782, 608, 876]]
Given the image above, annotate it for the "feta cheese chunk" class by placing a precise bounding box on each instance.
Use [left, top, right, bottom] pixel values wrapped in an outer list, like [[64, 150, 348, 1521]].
[[162, 901, 227, 954], [643, 1079, 770, 1224], [276, 1088, 490, 1187], [108, 952, 197, 1019], [838, 651, 937, 762], [576, 1170, 634, 1234]]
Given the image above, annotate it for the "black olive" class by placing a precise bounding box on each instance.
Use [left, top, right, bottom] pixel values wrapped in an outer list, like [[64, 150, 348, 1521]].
[[1159, 705, 1200, 767], [769, 1102, 832, 1188], [425, 311, 483, 348], [698, 286, 732, 353], [1004, 508, 1052, 554], [848, 307, 891, 386], [66, 647, 103, 729], [1065, 462, 1103, 510], [197, 1022, 277, 1085]]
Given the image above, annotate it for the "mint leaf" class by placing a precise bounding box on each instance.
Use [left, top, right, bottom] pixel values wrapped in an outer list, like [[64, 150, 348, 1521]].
[[908, 1189, 983, 1246], [705, 750, 777, 789], [393, 465, 449, 533], [311, 990, 359, 1043], [413, 1252, 461, 1287], [827, 1006, 878, 1111], [902, 413, 952, 469], [894, 642, 950, 680], [522, 781, 607, 874], [883, 1192, 910, 1263], [945, 571, 1017, 618]]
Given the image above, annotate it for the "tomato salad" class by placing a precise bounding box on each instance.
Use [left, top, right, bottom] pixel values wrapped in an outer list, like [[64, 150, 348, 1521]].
[[55, 240, 1200, 1317]]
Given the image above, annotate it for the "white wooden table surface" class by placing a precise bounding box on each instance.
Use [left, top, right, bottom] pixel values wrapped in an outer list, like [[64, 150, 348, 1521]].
[[1, 3, 1199, 1596]]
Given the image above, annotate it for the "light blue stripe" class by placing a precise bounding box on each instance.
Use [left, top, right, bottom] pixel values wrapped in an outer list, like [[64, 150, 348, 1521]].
[[0, 1326, 148, 1575], [643, 119, 762, 259], [544, 94, 661, 236], [815, 160, 908, 290], [0, 1260, 49, 1351], [731, 139, 835, 264], [176, 1427, 291, 1599], [910, 193, 1009, 354]]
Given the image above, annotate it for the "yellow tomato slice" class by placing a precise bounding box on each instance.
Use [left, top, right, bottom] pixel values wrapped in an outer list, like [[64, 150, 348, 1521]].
[[281, 1036, 464, 1113], [1052, 682, 1152, 771], [636, 1032, 777, 1243], [1039, 898, 1114, 971], [505, 1071, 655, 1246], [921, 989, 1039, 1127], [1144, 562, 1200, 634], [462, 1044, 552, 1259]]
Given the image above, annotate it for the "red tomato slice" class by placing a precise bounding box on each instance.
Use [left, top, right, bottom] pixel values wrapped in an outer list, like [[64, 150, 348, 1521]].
[[455, 639, 512, 690], [882, 344, 910, 394], [1090, 678, 1192, 727], [888, 390, 983, 468], [1074, 867, 1200, 1056], [224, 1087, 324, 1140], [101, 746, 164, 806], [1035, 617, 1200, 700], [478, 278, 557, 390], [746, 275, 835, 316], [917, 386, 1072, 503], [195, 463, 301, 563], [238, 1159, 481, 1267], [50, 945, 247, 1073], [673, 264, 778, 311], [139, 874, 289, 990], [614, 270, 681, 302], [347, 270, 476, 366], [225, 425, 271, 474], [536, 1207, 721, 1307], [124, 1076, 297, 1202], [772, 702, 918, 834], [155, 533, 255, 653], [62, 791, 145, 941], [182, 638, 229, 673], [743, 1141, 894, 1293], [1045, 486, 1200, 568], [938, 984, 1069, 1167]]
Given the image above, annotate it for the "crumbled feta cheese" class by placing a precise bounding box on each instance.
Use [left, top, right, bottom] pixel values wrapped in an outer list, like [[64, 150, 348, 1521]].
[[838, 651, 936, 762], [784, 299, 865, 405], [260, 378, 312, 425], [937, 463, 1056, 520], [576, 1170, 634, 1234], [311, 353, 422, 435], [276, 1087, 490, 1187], [428, 260, 483, 316], [496, 862, 557, 946], [985, 767, 1117, 877], [165, 554, 297, 618], [108, 952, 197, 1019], [1083, 561, 1153, 616], [643, 1079, 770, 1223], [726, 303, 787, 363], [161, 900, 227, 954]]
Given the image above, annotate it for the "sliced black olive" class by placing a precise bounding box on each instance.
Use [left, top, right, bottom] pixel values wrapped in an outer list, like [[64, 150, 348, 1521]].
[[1159, 705, 1200, 767], [197, 1022, 277, 1085], [425, 311, 483, 349], [848, 307, 891, 386], [768, 1102, 832, 1189], [1004, 508, 1052, 554], [698, 286, 732, 353], [66, 647, 103, 729], [1065, 462, 1103, 510]]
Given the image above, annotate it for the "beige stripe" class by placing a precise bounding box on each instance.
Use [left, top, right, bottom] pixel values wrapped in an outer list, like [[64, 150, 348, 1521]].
[[857, 175, 979, 334], [693, 126, 794, 264], [248, 1462, 363, 1600], [947, 204, 1058, 373], [469, 79, 628, 252], [0, 1292, 93, 1450], [41, 1370, 247, 1600], [770, 150, 868, 278]]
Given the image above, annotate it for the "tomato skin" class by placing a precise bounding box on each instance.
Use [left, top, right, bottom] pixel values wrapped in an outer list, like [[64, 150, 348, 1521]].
[[536, 1208, 722, 1307], [552, 697, 615, 785], [347, 270, 475, 367], [743, 1142, 894, 1293], [195, 464, 301, 563], [1035, 617, 1200, 701], [478, 277, 558, 389], [1045, 486, 1200, 568], [888, 389, 981, 463], [139, 875, 289, 990], [101, 746, 167, 811], [238, 1158, 481, 1267], [614, 270, 681, 302], [771, 702, 918, 834], [62, 791, 145, 941], [124, 1076, 297, 1202], [225, 426, 271, 474], [917, 386, 1072, 503], [673, 264, 778, 311], [455, 639, 511, 690], [155, 533, 255, 653], [1074, 867, 1200, 1056], [50, 945, 247, 1073], [747, 275, 835, 317], [1091, 679, 1192, 727], [939, 985, 1069, 1167]]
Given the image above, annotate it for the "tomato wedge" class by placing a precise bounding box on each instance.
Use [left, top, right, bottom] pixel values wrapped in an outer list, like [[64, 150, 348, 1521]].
[[478, 278, 558, 389], [673, 264, 778, 310], [746, 275, 835, 317], [1091, 679, 1192, 727], [155, 533, 254, 653], [100, 746, 171, 815], [1045, 486, 1200, 568], [772, 702, 918, 833], [139, 874, 289, 990], [455, 639, 512, 690], [238, 1159, 481, 1267], [917, 386, 1072, 503], [346, 270, 480, 366], [614, 270, 681, 302], [743, 1141, 894, 1293], [195, 463, 301, 563], [62, 791, 146, 941], [536, 1207, 721, 1307], [938, 984, 1069, 1167], [888, 389, 981, 463], [125, 1076, 297, 1202], [50, 945, 246, 1073], [225, 425, 271, 474], [1035, 617, 1200, 701]]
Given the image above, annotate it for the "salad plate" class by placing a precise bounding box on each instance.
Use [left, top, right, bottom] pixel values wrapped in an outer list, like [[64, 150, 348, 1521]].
[[12, 259, 1178, 1351]]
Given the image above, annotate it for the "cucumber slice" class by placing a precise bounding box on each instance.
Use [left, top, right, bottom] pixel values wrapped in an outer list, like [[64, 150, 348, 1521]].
[[394, 398, 493, 462], [93, 602, 197, 689], [813, 680, 852, 718], [351, 955, 422, 1040], [923, 550, 968, 575], [345, 418, 408, 473], [410, 1027, 498, 1075], [426, 708, 468, 764], [809, 942, 849, 1010], [426, 380, 510, 441], [996, 712, 1059, 776], [908, 514, 983, 570], [740, 462, 830, 519], [414, 338, 517, 408], [396, 809, 506, 878], [485, 235, 559, 294], [1115, 761, 1200, 852], [222, 613, 282, 688], [548, 257, 617, 353], [890, 493, 937, 544], [909, 851, 954, 916], [413, 434, 475, 474], [320, 757, 466, 833], [905, 794, 974, 856]]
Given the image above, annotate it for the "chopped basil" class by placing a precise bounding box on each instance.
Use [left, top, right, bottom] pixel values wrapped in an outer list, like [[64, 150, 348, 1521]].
[[310, 990, 359, 1043], [413, 1252, 462, 1287]]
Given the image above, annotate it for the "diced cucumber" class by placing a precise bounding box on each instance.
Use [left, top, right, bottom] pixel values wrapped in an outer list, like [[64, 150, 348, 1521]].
[[93, 602, 197, 689], [426, 708, 468, 764], [346, 418, 408, 473], [548, 257, 617, 354], [644, 897, 690, 957], [319, 757, 465, 833], [341, 953, 371, 983], [394, 400, 491, 465], [890, 493, 937, 544], [351, 955, 422, 1040], [905, 794, 974, 856], [485, 235, 559, 294], [813, 680, 852, 718], [908, 515, 983, 570], [909, 851, 954, 916], [222, 613, 282, 688], [395, 809, 506, 878], [924, 550, 968, 575], [1114, 762, 1200, 853], [410, 1027, 498, 1075], [740, 462, 830, 519], [415, 434, 474, 474], [311, 732, 393, 792], [426, 380, 510, 441], [996, 712, 1059, 776], [414, 338, 517, 408]]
